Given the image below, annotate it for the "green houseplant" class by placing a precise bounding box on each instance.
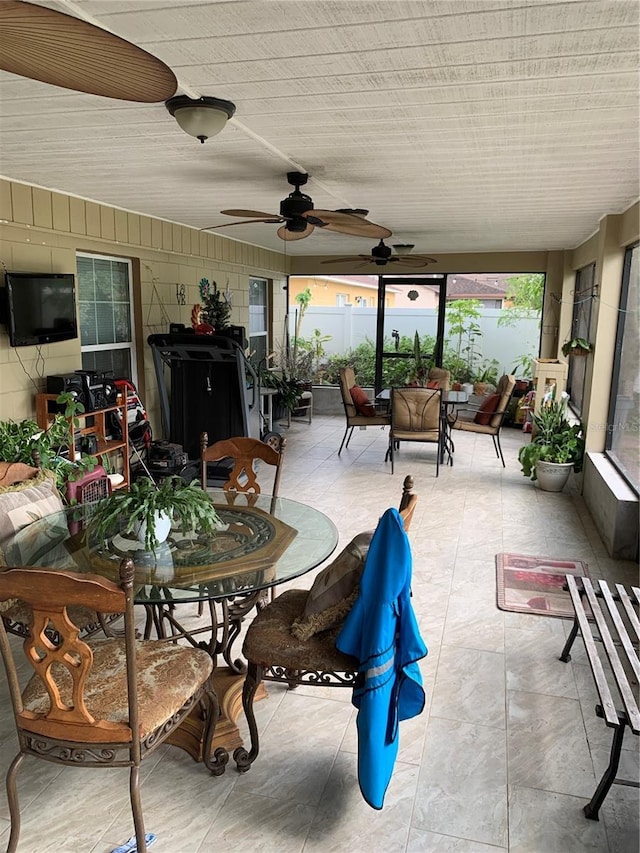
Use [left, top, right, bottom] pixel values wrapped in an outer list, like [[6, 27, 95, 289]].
[[561, 337, 593, 357], [90, 475, 221, 552], [407, 331, 429, 386], [0, 393, 98, 496], [518, 393, 584, 491]]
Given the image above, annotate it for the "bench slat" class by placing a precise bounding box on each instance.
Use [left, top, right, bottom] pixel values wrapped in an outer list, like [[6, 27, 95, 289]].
[[565, 575, 619, 728], [616, 584, 640, 643], [600, 582, 640, 684], [597, 581, 640, 732]]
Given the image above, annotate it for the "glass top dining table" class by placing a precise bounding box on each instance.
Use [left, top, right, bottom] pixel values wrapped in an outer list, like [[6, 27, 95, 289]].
[[3, 490, 339, 605]]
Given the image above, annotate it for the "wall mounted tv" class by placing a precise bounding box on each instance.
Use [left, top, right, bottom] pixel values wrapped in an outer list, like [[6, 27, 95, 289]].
[[1, 272, 78, 347]]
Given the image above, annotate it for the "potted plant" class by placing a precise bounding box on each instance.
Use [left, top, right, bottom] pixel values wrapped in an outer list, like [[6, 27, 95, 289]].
[[561, 337, 593, 357], [518, 393, 584, 491], [473, 359, 500, 396], [406, 331, 430, 386], [0, 393, 98, 496], [90, 475, 221, 552]]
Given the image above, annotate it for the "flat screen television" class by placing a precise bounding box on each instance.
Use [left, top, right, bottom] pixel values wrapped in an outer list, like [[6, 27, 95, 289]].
[[1, 271, 78, 347]]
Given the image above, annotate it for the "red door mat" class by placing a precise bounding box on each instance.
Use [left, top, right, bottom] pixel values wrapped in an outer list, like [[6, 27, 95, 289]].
[[495, 553, 589, 617]]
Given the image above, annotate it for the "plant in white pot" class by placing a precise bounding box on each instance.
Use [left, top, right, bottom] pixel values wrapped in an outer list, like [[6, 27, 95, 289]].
[[90, 475, 221, 552], [518, 393, 584, 492]]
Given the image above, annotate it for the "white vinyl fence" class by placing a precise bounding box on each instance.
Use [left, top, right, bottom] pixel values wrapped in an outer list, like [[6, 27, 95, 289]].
[[292, 305, 540, 376]]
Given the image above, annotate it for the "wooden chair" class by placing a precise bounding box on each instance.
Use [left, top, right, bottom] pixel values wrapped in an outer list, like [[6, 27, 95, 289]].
[[386, 387, 443, 475], [338, 366, 390, 455], [447, 374, 516, 467], [0, 462, 117, 640], [234, 475, 417, 773], [199, 433, 286, 616], [0, 559, 219, 853], [200, 433, 286, 502]]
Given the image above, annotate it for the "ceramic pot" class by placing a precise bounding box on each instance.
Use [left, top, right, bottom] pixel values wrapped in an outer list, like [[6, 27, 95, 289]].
[[133, 511, 172, 548], [536, 460, 573, 492]]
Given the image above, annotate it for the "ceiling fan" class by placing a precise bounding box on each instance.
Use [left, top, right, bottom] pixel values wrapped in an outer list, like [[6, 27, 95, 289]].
[[0, 0, 177, 102], [322, 240, 437, 267], [203, 172, 392, 242]]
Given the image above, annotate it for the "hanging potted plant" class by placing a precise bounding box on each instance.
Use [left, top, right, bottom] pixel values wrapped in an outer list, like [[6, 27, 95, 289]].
[[90, 475, 221, 552], [518, 393, 584, 492], [561, 337, 593, 357]]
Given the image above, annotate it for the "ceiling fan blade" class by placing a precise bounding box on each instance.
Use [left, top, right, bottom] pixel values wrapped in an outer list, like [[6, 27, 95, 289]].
[[277, 223, 315, 241], [200, 219, 280, 231], [320, 256, 362, 264], [220, 209, 282, 219], [0, 0, 177, 102], [400, 256, 438, 266], [308, 210, 392, 239]]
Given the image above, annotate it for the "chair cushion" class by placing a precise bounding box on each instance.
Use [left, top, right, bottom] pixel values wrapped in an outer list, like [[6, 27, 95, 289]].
[[290, 531, 373, 640], [21, 638, 213, 740], [349, 385, 376, 417], [474, 393, 501, 425], [0, 471, 64, 549], [243, 589, 358, 672]]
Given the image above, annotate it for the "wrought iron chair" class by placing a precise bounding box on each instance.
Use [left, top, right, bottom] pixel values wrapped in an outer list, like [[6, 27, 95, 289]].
[[427, 366, 450, 391], [199, 432, 286, 621], [234, 475, 417, 773], [0, 558, 219, 853], [338, 366, 390, 454], [386, 387, 443, 475], [200, 433, 286, 502], [447, 374, 516, 467]]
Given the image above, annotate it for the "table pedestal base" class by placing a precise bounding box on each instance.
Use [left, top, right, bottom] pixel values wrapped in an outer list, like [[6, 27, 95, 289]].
[[166, 666, 268, 765]]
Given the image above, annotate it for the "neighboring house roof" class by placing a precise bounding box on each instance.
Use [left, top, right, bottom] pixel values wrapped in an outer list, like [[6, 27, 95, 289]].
[[444, 275, 509, 299]]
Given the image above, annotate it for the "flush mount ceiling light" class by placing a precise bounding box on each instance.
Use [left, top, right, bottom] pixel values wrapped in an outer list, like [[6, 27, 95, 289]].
[[392, 244, 416, 255], [165, 95, 236, 143]]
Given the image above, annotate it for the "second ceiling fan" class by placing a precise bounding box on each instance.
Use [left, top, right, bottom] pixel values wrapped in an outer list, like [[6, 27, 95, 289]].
[[322, 240, 437, 267], [205, 172, 392, 242]]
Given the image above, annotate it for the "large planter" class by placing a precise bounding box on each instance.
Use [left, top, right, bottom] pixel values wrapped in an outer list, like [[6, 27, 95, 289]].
[[535, 460, 573, 492]]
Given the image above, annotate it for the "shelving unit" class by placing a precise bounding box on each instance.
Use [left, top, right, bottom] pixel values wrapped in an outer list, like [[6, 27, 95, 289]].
[[35, 391, 129, 488]]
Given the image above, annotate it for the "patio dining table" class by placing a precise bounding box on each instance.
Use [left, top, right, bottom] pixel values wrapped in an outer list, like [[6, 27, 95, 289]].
[[3, 490, 339, 770]]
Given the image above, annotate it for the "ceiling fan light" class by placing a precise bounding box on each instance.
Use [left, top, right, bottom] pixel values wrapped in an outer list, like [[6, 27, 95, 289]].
[[392, 244, 415, 255], [165, 95, 236, 143]]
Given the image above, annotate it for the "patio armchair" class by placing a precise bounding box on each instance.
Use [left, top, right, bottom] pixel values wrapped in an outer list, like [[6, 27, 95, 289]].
[[338, 366, 390, 455], [0, 558, 217, 853], [427, 366, 450, 391], [386, 387, 443, 475], [234, 475, 417, 774], [447, 374, 516, 467]]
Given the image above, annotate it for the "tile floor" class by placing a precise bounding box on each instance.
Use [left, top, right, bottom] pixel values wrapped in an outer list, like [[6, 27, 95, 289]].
[[0, 415, 638, 853]]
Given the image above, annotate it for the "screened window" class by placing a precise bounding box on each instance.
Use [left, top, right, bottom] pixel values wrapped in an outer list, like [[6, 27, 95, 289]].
[[606, 243, 639, 491], [76, 253, 137, 382], [566, 264, 594, 416], [249, 277, 269, 367]]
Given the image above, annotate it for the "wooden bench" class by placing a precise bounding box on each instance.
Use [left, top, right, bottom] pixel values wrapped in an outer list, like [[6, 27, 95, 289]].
[[559, 575, 640, 819]]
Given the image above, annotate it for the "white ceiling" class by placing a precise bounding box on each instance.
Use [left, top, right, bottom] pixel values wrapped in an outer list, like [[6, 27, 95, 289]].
[[1, 0, 638, 258]]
